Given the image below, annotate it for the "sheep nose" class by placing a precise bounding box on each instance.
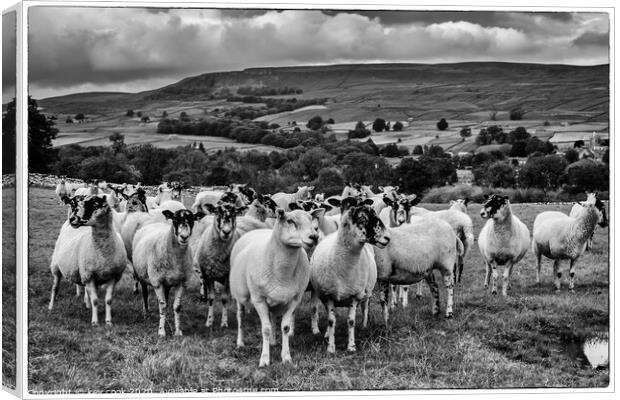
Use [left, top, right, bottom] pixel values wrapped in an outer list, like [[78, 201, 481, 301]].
[[309, 233, 319, 242]]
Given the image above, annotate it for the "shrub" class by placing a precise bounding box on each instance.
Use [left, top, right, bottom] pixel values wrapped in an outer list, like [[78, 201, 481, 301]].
[[518, 154, 568, 190], [486, 161, 516, 188], [436, 118, 448, 131], [348, 121, 370, 139], [393, 121, 404, 131], [563, 159, 609, 192], [326, 118, 335, 124], [507, 127, 530, 143], [412, 145, 423, 155], [564, 148, 580, 164], [422, 184, 486, 204], [306, 115, 324, 131], [315, 167, 345, 196], [126, 109, 134, 117], [460, 127, 472, 138], [380, 143, 408, 158]]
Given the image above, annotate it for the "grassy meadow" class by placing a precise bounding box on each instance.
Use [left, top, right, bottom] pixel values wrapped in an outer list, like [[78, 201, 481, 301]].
[[2, 188, 17, 389], [27, 186, 609, 393]]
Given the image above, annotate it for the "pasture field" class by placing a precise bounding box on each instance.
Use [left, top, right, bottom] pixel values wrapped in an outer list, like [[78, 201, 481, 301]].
[[2, 188, 17, 389], [27, 186, 608, 392]]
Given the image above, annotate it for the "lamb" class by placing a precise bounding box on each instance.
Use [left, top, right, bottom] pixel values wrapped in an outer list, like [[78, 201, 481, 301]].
[[309, 197, 391, 353], [230, 207, 324, 367], [374, 216, 461, 325], [478, 194, 530, 296], [532, 192, 607, 293], [48, 195, 127, 326], [74, 180, 100, 196], [236, 194, 278, 236], [132, 209, 205, 336], [271, 186, 314, 210], [192, 201, 248, 328], [358, 185, 400, 215], [55, 177, 83, 203], [449, 198, 470, 214], [154, 200, 186, 213], [568, 199, 608, 251]]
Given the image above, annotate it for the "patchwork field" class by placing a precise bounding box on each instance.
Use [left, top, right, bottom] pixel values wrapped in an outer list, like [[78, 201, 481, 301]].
[[27, 186, 609, 393]]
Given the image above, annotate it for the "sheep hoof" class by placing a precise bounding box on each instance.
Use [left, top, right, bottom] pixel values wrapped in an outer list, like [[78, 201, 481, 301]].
[[237, 341, 245, 348], [282, 355, 293, 364], [221, 322, 228, 329], [491, 289, 497, 295], [175, 330, 183, 337], [91, 321, 99, 327], [347, 346, 356, 352], [415, 294, 422, 299], [158, 330, 166, 337], [105, 321, 113, 327], [312, 328, 321, 336], [259, 356, 270, 368], [445, 313, 453, 319], [327, 345, 336, 354]]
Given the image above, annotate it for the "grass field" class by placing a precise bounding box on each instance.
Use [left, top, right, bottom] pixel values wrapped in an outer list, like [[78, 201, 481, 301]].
[[2, 188, 17, 389], [27, 186, 609, 393]]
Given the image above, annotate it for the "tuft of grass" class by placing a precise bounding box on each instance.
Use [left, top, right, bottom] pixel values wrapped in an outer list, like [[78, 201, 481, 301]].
[[27, 187, 609, 392]]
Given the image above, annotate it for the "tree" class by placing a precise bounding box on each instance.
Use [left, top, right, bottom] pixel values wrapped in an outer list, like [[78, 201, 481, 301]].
[[141, 115, 150, 123], [372, 118, 386, 132], [484, 161, 516, 188], [563, 159, 609, 192], [162, 110, 168, 118], [306, 115, 324, 131], [16, 97, 59, 173], [66, 117, 74, 123], [427, 145, 446, 158], [509, 107, 524, 120], [518, 154, 568, 190], [74, 113, 85, 121], [326, 118, 335, 124], [316, 167, 345, 196], [509, 141, 528, 157], [603, 148, 609, 165], [436, 118, 448, 131], [136, 111, 143, 118], [412, 145, 423, 155], [574, 140, 585, 148], [507, 127, 530, 143], [2, 99, 17, 174], [460, 127, 472, 138], [348, 121, 370, 139], [393, 121, 404, 131], [109, 132, 126, 154], [126, 109, 135, 117]]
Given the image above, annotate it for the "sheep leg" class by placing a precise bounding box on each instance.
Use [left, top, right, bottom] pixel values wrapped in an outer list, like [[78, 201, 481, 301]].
[[361, 298, 369, 329], [254, 301, 272, 367], [347, 300, 358, 352], [326, 300, 336, 354], [490, 263, 499, 295], [269, 312, 277, 346], [140, 281, 149, 317], [85, 281, 99, 326], [154, 285, 167, 337], [220, 279, 230, 328], [75, 284, 81, 298], [535, 249, 543, 284], [377, 281, 390, 327], [236, 301, 245, 348], [426, 273, 440, 316], [389, 285, 398, 309], [416, 283, 423, 299], [205, 280, 215, 328], [568, 259, 577, 293], [84, 287, 90, 309], [502, 261, 514, 297], [281, 301, 299, 364], [48, 270, 62, 311], [310, 290, 321, 335], [103, 281, 116, 326], [457, 255, 464, 284], [173, 285, 184, 336], [553, 259, 562, 293], [443, 273, 454, 319], [483, 261, 491, 289], [400, 285, 409, 307]]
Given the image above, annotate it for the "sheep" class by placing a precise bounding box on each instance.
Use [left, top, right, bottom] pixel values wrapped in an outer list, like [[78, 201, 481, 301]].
[[192, 190, 242, 213], [408, 200, 474, 301], [309, 197, 391, 353], [449, 198, 470, 214], [192, 201, 248, 328], [74, 180, 100, 196], [358, 185, 400, 215], [568, 199, 608, 251], [289, 199, 339, 238], [55, 177, 83, 202], [478, 194, 530, 296], [154, 200, 186, 213], [132, 209, 205, 336], [271, 186, 314, 210], [374, 216, 461, 325], [236, 194, 278, 236], [532, 192, 607, 293], [230, 207, 324, 367], [48, 195, 127, 326]]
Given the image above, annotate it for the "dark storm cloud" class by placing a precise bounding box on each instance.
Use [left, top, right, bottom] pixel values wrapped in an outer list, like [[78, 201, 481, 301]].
[[2, 11, 17, 100], [572, 31, 609, 47], [26, 7, 609, 98]]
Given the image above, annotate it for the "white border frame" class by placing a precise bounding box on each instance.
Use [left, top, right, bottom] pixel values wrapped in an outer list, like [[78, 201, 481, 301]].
[[5, 1, 616, 399]]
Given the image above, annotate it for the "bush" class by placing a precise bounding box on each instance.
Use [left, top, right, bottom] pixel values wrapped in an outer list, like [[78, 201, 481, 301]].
[[372, 118, 386, 132], [563, 159, 609, 192], [315, 167, 345, 196], [422, 184, 485, 204], [436, 118, 448, 131], [126, 109, 134, 117], [486, 161, 516, 188], [564, 148, 580, 164], [412, 145, 423, 155], [518, 154, 568, 190], [75, 113, 85, 121], [380, 143, 409, 158], [348, 121, 370, 139], [306, 115, 324, 131], [460, 127, 472, 138], [393, 121, 404, 131]]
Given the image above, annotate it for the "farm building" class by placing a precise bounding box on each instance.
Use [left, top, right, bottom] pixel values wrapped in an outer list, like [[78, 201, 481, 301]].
[[549, 130, 609, 150]]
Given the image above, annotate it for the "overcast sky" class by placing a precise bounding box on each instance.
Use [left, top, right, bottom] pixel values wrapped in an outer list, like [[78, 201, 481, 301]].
[[7, 7, 610, 101]]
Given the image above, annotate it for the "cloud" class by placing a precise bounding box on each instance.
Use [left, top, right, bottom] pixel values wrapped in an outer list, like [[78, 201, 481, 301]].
[[27, 7, 610, 98], [572, 31, 609, 47], [3, 11, 17, 101]]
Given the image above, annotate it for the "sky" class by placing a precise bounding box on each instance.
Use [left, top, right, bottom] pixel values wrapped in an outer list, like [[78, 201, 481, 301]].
[[3, 6, 610, 101]]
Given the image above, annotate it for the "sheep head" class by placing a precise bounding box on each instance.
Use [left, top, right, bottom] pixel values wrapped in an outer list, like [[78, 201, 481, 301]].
[[203, 202, 247, 241], [480, 194, 510, 220], [162, 209, 206, 246], [274, 208, 323, 250], [67, 195, 109, 228]]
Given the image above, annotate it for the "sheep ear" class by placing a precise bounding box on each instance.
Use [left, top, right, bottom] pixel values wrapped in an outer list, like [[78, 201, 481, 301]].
[[483, 194, 489, 201], [394, 186, 399, 192], [194, 211, 206, 221], [363, 198, 374, 206], [308, 186, 315, 191], [411, 197, 421, 206], [203, 203, 217, 214], [464, 197, 470, 206], [311, 208, 325, 221], [341, 197, 358, 211], [61, 195, 71, 204], [378, 186, 384, 191], [383, 196, 393, 206], [320, 203, 333, 211], [235, 206, 248, 215], [162, 210, 174, 220], [327, 198, 341, 207], [288, 202, 301, 211], [450, 200, 456, 205], [121, 193, 129, 200]]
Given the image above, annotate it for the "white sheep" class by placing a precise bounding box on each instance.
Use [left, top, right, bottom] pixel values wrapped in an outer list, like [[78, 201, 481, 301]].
[[48, 195, 127, 326], [358, 185, 399, 214], [230, 207, 324, 367], [271, 186, 314, 210], [132, 209, 205, 336], [478, 194, 530, 296], [568, 199, 608, 251], [192, 202, 248, 328], [532, 192, 607, 293], [374, 215, 461, 325], [309, 197, 391, 353]]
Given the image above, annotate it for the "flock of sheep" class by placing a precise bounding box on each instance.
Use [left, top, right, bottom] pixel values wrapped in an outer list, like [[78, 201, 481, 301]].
[[48, 178, 608, 367]]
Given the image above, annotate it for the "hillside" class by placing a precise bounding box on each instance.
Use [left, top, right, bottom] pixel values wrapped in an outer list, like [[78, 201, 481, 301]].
[[37, 62, 609, 152]]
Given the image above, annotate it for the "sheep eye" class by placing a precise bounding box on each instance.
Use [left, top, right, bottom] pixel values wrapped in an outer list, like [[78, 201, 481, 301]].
[[286, 219, 296, 227]]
